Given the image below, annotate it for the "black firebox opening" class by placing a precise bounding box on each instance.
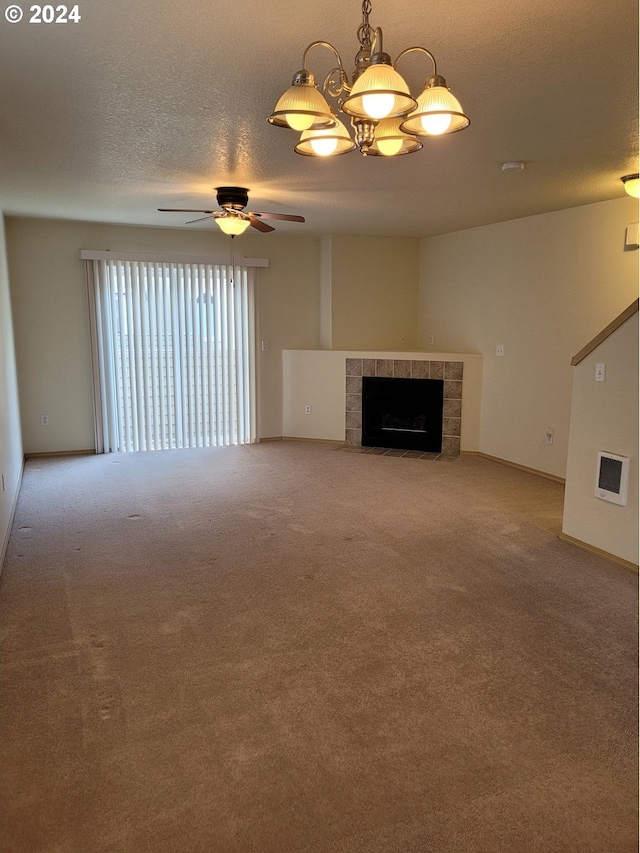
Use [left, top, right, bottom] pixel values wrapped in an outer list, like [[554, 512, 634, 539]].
[[361, 377, 444, 452]]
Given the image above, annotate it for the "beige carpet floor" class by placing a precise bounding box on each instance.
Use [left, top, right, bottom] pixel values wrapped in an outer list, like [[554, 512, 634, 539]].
[[0, 441, 637, 852]]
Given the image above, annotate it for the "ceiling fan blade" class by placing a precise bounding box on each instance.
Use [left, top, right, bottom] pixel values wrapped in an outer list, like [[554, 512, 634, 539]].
[[249, 215, 275, 233], [249, 212, 305, 222], [185, 215, 217, 224], [157, 208, 215, 213]]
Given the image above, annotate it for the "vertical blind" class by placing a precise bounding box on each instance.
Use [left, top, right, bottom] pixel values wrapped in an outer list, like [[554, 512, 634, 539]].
[[85, 257, 257, 453]]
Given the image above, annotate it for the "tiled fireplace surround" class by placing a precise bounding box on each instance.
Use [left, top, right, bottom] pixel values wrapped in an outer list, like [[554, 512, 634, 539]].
[[345, 357, 464, 455]]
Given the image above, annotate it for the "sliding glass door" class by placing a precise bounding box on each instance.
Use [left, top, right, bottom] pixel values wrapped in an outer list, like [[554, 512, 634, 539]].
[[85, 257, 257, 452]]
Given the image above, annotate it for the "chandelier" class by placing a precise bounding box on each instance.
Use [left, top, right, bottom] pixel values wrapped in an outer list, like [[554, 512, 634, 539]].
[[267, 0, 470, 157]]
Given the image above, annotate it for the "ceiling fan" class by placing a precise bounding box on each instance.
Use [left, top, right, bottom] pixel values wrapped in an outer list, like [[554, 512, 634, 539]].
[[158, 186, 305, 235]]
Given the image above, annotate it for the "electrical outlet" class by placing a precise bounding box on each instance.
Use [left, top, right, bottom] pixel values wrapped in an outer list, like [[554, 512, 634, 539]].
[[545, 427, 554, 445], [261, 340, 269, 352], [40, 414, 49, 426], [496, 344, 504, 357], [304, 405, 312, 415], [428, 335, 434, 345]]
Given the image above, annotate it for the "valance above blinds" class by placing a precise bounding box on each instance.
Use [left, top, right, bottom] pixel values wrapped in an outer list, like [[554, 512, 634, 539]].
[[80, 249, 269, 267]]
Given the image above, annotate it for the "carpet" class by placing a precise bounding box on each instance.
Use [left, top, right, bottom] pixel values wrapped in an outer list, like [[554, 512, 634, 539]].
[[1, 442, 637, 852]]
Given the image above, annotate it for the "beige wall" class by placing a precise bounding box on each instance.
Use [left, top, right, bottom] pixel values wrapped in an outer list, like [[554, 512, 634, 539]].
[[419, 197, 639, 478], [6, 200, 639, 479], [322, 236, 420, 350], [5, 217, 321, 451], [562, 313, 638, 565], [0, 215, 23, 565], [282, 349, 483, 451]]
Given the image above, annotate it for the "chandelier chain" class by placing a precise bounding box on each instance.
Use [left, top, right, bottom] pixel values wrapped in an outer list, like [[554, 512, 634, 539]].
[[357, 0, 374, 49]]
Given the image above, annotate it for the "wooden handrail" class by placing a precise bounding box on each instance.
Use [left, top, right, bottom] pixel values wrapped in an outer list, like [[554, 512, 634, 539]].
[[571, 299, 639, 366]]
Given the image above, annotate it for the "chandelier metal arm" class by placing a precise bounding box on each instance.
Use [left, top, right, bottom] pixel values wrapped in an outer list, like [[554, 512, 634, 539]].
[[302, 40, 346, 76], [393, 45, 438, 76], [323, 67, 351, 100], [300, 40, 352, 101]]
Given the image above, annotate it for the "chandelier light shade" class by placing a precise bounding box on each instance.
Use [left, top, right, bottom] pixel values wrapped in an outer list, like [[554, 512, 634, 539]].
[[216, 215, 251, 236], [341, 44, 417, 121], [367, 118, 423, 157], [267, 72, 335, 131], [267, 0, 470, 158], [400, 76, 470, 137], [621, 174, 640, 198], [295, 117, 357, 157]]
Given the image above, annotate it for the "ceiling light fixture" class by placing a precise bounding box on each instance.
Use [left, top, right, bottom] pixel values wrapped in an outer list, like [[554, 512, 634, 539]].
[[215, 213, 251, 236], [268, 0, 469, 157], [621, 174, 640, 198]]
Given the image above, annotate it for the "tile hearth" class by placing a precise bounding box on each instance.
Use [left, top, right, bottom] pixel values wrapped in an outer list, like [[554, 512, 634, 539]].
[[345, 357, 464, 455], [337, 445, 456, 461]]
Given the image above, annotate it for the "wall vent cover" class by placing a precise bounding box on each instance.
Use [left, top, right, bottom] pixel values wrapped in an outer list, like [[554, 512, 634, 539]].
[[625, 222, 639, 249], [595, 452, 629, 506]]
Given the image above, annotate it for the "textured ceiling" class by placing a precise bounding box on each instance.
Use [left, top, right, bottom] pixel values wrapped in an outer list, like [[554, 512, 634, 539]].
[[0, 0, 638, 237]]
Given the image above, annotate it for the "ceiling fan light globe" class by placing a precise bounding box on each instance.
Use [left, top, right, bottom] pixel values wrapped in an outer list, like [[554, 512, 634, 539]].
[[217, 217, 251, 236]]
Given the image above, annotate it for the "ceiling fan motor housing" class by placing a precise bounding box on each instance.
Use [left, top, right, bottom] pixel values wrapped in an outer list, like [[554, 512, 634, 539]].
[[216, 187, 249, 211]]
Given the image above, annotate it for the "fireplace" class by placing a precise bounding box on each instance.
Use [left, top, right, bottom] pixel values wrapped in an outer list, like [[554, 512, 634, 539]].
[[362, 377, 444, 452], [345, 358, 464, 455]]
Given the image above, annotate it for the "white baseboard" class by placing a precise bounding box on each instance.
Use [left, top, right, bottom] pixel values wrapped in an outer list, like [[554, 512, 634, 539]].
[[478, 452, 565, 484], [558, 532, 638, 572], [1, 457, 25, 575]]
